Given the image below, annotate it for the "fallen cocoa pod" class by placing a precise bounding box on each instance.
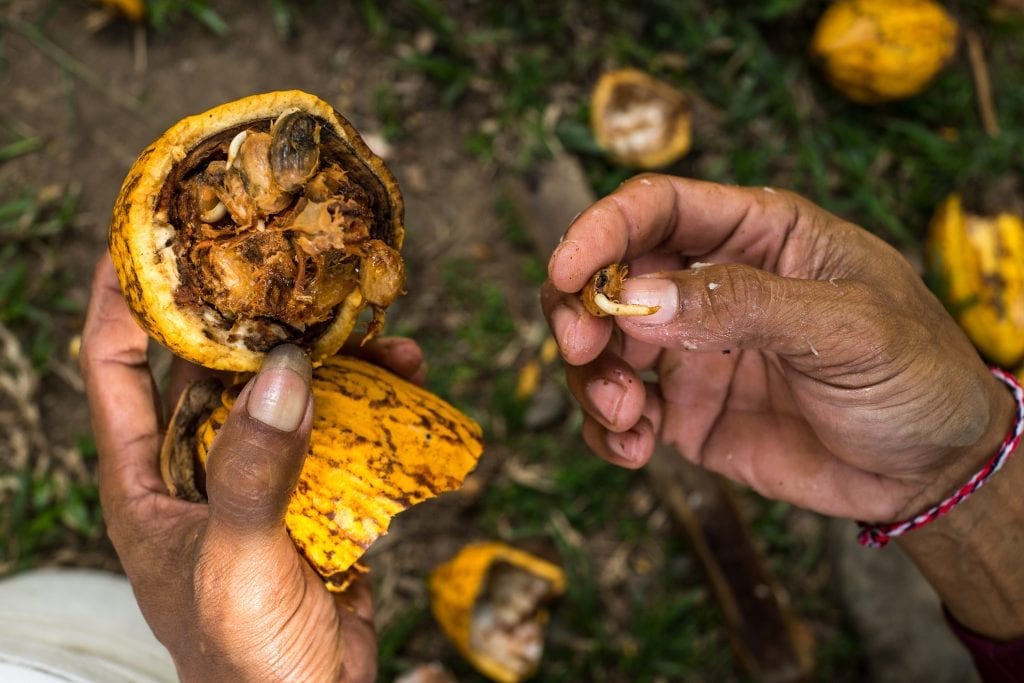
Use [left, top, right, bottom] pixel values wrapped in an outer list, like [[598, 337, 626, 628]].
[[590, 68, 691, 169], [429, 542, 565, 683], [927, 193, 1024, 367]]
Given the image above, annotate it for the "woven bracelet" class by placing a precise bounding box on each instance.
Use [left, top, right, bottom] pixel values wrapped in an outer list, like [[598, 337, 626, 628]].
[[857, 367, 1024, 549]]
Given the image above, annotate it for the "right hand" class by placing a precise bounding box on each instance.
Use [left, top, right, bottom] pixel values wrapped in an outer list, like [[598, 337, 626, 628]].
[[542, 174, 1014, 524]]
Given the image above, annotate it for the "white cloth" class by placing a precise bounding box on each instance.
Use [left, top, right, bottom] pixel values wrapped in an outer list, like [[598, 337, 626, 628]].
[[0, 568, 176, 682]]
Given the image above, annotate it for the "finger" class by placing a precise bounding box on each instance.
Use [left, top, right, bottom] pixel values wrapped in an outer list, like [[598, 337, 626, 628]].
[[336, 579, 378, 683], [581, 414, 656, 469], [166, 357, 223, 415], [657, 348, 739, 454], [343, 336, 426, 385], [565, 351, 647, 433], [80, 255, 166, 499], [204, 344, 314, 541], [619, 332, 662, 373], [541, 280, 613, 366], [549, 175, 808, 293], [611, 263, 894, 374]]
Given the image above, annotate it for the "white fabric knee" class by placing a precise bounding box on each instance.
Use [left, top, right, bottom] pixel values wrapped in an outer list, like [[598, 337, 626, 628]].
[[0, 568, 176, 682]]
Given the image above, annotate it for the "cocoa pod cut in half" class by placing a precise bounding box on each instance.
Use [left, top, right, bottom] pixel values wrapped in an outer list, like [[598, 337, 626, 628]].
[[161, 355, 485, 592], [114, 92, 484, 592], [429, 542, 565, 683], [110, 90, 405, 372], [590, 68, 691, 170]]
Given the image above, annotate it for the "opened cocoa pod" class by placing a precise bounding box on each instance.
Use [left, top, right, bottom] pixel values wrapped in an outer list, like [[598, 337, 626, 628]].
[[927, 193, 1024, 367], [590, 68, 691, 170], [162, 355, 484, 592], [429, 542, 565, 683], [109, 90, 405, 372], [114, 92, 484, 591]]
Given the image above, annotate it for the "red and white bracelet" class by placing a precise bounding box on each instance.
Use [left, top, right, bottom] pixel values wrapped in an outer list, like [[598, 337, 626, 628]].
[[857, 367, 1024, 549]]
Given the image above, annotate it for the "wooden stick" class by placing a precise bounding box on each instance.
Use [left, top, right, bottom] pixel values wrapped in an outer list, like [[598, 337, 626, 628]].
[[645, 447, 815, 682], [965, 29, 1000, 138]]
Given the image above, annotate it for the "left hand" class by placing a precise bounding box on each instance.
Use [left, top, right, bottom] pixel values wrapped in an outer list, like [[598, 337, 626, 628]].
[[80, 255, 423, 682]]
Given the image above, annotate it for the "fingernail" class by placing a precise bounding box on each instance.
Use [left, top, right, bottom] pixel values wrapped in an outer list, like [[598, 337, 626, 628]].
[[607, 430, 637, 463], [550, 304, 580, 351], [620, 278, 679, 325], [587, 376, 625, 425], [548, 239, 580, 272], [606, 419, 650, 468], [246, 345, 312, 432]]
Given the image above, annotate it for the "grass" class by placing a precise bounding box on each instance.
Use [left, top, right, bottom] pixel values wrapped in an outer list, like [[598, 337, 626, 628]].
[[0, 179, 103, 573], [361, 0, 1023, 249], [2, 438, 105, 574], [0, 185, 81, 368], [145, 0, 228, 35]]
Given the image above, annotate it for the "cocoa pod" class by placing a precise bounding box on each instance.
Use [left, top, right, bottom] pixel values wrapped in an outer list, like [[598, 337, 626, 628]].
[[162, 355, 484, 592], [927, 193, 1024, 367], [429, 542, 565, 683], [810, 0, 959, 104], [109, 90, 405, 372]]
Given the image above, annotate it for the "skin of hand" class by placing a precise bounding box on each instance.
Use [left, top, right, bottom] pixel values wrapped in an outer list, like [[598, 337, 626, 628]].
[[80, 255, 426, 682], [542, 174, 1015, 527]]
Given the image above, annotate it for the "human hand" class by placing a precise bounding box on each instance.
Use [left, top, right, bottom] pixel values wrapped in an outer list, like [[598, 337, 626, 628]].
[[543, 175, 1014, 524], [80, 255, 424, 682]]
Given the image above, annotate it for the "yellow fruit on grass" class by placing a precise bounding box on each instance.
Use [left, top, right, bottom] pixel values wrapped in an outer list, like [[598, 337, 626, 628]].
[[590, 68, 691, 169], [429, 542, 565, 683], [810, 0, 959, 104], [927, 193, 1024, 367], [92, 0, 145, 22]]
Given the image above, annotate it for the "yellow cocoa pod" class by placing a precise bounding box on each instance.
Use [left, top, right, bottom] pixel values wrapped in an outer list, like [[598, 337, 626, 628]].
[[810, 0, 959, 104], [109, 91, 405, 372], [927, 194, 1024, 366], [161, 355, 484, 592], [93, 0, 145, 21], [429, 542, 565, 683], [590, 68, 691, 169]]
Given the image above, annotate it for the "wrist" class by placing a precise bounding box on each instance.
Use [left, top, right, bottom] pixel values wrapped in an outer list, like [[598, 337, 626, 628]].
[[893, 369, 1024, 640], [897, 439, 1024, 639], [895, 366, 1018, 523]]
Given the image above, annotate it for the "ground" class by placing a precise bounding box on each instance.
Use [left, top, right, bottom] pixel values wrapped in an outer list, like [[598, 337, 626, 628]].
[[1, 1, 1020, 681]]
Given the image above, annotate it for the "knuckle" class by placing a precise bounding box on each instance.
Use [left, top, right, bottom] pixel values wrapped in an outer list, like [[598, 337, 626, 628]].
[[699, 265, 773, 339]]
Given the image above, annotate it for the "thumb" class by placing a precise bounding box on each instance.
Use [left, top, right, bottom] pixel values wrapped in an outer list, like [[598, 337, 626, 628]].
[[614, 264, 883, 363], [205, 344, 314, 539]]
